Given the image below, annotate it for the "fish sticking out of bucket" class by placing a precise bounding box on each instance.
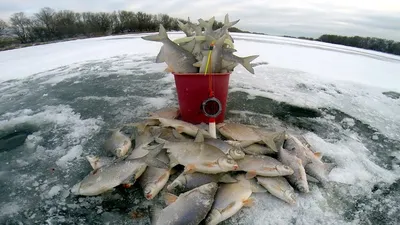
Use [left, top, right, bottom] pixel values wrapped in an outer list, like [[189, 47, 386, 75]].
[[141, 14, 261, 74]]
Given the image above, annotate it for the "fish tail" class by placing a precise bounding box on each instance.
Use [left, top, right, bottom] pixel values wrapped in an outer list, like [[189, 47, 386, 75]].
[[177, 20, 186, 30], [144, 143, 169, 169], [141, 24, 168, 42], [241, 55, 259, 74], [224, 14, 230, 24], [225, 19, 240, 28], [324, 163, 336, 173]]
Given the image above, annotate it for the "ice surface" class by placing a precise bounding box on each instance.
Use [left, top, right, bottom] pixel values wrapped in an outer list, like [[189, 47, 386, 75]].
[[56, 145, 83, 168], [47, 185, 63, 198], [0, 32, 399, 224]]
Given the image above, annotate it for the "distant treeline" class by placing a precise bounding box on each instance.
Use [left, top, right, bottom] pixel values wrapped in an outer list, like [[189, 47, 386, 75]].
[[286, 35, 400, 56], [1, 7, 400, 56], [0, 7, 230, 50]]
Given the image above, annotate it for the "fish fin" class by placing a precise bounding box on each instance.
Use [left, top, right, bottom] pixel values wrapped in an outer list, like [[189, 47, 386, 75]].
[[241, 55, 259, 74], [224, 14, 230, 25], [193, 61, 202, 67], [324, 163, 336, 173], [156, 46, 165, 63], [172, 129, 185, 140], [198, 19, 208, 28], [164, 193, 178, 205], [184, 164, 196, 173], [144, 144, 169, 169], [243, 198, 255, 207], [168, 155, 180, 168], [245, 170, 257, 180], [141, 24, 168, 42], [91, 168, 100, 175], [273, 131, 287, 150], [194, 130, 204, 143], [306, 174, 320, 183], [154, 136, 168, 144], [225, 19, 240, 28], [314, 152, 322, 159], [181, 38, 196, 53], [86, 155, 99, 170], [218, 174, 238, 183], [177, 21, 186, 30], [260, 137, 278, 152], [249, 178, 267, 193], [176, 126, 185, 133]]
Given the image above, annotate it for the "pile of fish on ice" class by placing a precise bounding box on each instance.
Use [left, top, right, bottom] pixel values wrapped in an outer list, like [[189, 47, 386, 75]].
[[141, 14, 261, 74], [71, 107, 336, 225]]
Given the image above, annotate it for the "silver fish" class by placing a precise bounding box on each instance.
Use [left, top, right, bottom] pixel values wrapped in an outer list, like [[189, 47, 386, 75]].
[[277, 147, 309, 193], [256, 176, 297, 205], [217, 122, 262, 142], [283, 134, 335, 186], [204, 138, 245, 160], [152, 117, 212, 138], [157, 131, 238, 174], [237, 155, 294, 179], [205, 174, 265, 225], [142, 24, 198, 73], [71, 144, 168, 196], [153, 182, 218, 225], [167, 171, 237, 193], [103, 129, 132, 158], [139, 149, 171, 200]]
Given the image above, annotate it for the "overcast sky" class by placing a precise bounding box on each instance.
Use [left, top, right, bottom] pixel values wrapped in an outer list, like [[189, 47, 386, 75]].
[[1, 0, 400, 41]]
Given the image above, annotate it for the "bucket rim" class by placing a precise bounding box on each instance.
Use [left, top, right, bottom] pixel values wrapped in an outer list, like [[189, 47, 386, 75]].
[[172, 72, 231, 76]]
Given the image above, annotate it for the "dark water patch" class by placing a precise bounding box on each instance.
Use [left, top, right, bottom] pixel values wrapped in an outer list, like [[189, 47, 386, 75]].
[[0, 125, 38, 152], [227, 91, 322, 120], [383, 91, 400, 99], [321, 108, 400, 170]]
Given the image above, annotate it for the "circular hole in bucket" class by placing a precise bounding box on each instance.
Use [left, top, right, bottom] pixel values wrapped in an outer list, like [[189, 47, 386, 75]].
[[202, 97, 222, 118]]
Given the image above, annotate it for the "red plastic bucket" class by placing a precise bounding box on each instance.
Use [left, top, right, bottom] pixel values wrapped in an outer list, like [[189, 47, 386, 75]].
[[172, 73, 231, 124]]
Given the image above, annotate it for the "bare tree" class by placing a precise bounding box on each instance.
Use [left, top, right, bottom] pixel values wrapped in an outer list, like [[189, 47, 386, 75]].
[[9, 12, 31, 43], [0, 19, 8, 35], [34, 7, 56, 39]]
